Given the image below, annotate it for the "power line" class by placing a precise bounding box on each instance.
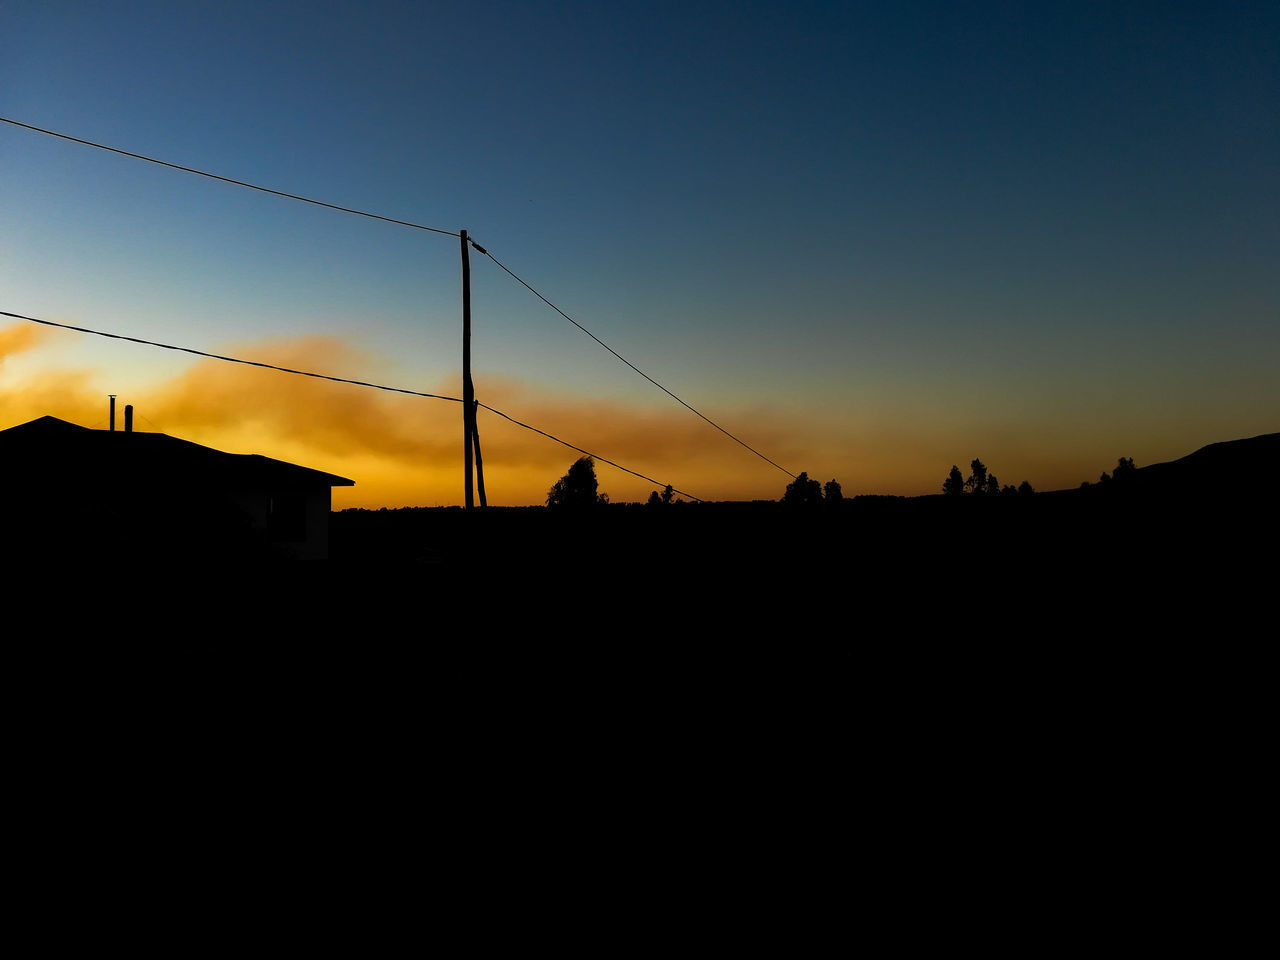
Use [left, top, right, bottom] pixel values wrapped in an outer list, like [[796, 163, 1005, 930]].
[[1, 310, 463, 401], [0, 117, 459, 238], [1, 115, 792, 481], [2, 309, 697, 499], [477, 402, 702, 502], [476, 245, 797, 479]]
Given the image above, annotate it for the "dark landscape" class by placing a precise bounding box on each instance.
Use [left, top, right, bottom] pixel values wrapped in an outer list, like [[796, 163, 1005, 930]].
[[7, 428, 1272, 589], [331, 432, 1277, 582], [3, 8, 1273, 941]]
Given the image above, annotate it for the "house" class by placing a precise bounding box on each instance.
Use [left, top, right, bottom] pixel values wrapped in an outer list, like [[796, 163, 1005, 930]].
[[0, 414, 353, 560]]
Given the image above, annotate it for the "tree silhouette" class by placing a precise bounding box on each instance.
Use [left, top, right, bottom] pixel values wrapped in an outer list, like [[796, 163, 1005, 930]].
[[946, 459, 1033, 498], [782, 472, 823, 505], [547, 456, 608, 508], [647, 484, 677, 507], [824, 479, 843, 503], [1113, 457, 1136, 479], [943, 465, 965, 496], [966, 459, 988, 494]]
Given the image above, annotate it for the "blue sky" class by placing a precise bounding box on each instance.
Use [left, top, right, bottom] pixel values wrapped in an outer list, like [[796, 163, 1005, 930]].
[[2, 1, 1276, 504]]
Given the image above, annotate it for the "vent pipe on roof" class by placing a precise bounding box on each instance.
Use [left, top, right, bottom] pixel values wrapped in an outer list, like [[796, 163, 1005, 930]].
[[109, 395, 116, 432], [125, 404, 133, 434]]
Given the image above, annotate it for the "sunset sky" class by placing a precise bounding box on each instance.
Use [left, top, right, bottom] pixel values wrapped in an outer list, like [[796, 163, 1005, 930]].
[[2, 1, 1276, 507]]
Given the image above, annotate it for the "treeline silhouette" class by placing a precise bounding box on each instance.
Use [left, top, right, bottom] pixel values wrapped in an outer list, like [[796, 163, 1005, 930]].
[[780, 472, 843, 506], [1081, 456, 1135, 488], [627, 450, 1162, 508], [943, 459, 1035, 497], [541, 457, 849, 510], [334, 434, 1277, 601], [527, 449, 1198, 516]]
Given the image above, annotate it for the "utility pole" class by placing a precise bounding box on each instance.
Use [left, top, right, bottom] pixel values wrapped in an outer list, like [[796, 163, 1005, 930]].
[[472, 400, 488, 508], [461, 229, 475, 509]]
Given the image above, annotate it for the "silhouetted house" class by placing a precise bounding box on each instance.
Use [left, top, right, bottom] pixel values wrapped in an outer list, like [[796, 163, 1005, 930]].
[[0, 415, 353, 560]]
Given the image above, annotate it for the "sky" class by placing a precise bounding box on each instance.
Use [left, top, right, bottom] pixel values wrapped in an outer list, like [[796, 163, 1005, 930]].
[[2, 0, 1276, 507]]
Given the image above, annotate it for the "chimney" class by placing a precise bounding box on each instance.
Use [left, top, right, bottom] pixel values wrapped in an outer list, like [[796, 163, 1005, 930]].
[[125, 404, 134, 434], [109, 395, 116, 432]]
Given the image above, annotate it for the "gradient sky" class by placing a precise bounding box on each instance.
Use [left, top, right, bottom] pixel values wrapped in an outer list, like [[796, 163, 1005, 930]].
[[2, 0, 1276, 506]]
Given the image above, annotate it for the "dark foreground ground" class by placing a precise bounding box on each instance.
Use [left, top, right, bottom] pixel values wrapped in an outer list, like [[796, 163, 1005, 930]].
[[14, 431, 1274, 948], [323, 489, 1271, 648], [333, 490, 1268, 583], [11, 487, 1267, 949]]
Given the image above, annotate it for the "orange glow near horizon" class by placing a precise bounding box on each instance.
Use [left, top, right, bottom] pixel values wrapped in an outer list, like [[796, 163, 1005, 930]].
[[2, 323, 1268, 505]]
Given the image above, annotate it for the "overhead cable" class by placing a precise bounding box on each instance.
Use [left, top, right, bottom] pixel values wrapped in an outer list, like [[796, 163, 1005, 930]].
[[0, 117, 459, 238], [1, 310, 462, 401], [476, 402, 702, 501], [0, 114, 788, 483], [476, 245, 796, 479], [2, 309, 695, 498]]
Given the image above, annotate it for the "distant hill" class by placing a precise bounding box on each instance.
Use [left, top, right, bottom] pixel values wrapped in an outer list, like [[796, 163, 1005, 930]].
[[1041, 431, 1277, 497], [1127, 432, 1278, 496]]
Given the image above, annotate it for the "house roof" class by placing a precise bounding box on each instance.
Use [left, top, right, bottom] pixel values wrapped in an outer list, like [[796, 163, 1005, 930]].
[[0, 416, 354, 488]]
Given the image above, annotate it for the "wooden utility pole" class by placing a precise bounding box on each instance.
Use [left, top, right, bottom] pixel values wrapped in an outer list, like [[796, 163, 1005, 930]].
[[461, 229, 475, 509], [472, 401, 488, 508]]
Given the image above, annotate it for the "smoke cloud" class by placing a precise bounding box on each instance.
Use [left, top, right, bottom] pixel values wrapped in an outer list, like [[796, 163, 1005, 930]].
[[2, 321, 1111, 502], [0, 324, 816, 505]]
